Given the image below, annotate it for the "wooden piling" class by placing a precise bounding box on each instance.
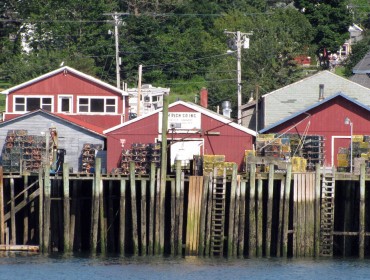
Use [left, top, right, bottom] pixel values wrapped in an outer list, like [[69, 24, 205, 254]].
[[233, 174, 241, 256], [228, 164, 237, 257], [266, 163, 274, 257], [170, 178, 175, 255], [141, 179, 147, 255], [148, 163, 156, 255], [175, 160, 181, 255], [10, 178, 15, 245], [205, 171, 213, 256], [359, 163, 365, 259], [238, 179, 246, 257], [277, 178, 285, 257], [199, 174, 209, 256], [43, 164, 51, 252], [108, 180, 115, 252], [178, 170, 185, 256], [95, 158, 106, 254], [23, 174, 29, 245], [130, 162, 138, 255], [119, 178, 126, 255], [154, 168, 161, 255], [70, 180, 77, 251], [314, 164, 321, 257], [282, 163, 292, 257], [90, 165, 99, 254], [63, 163, 70, 252], [256, 178, 263, 257], [38, 169, 43, 251], [249, 164, 256, 257], [0, 167, 3, 245]]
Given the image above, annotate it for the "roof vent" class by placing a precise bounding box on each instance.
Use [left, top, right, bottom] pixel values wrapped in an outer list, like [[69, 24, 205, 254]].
[[319, 84, 324, 101], [222, 101, 232, 118]]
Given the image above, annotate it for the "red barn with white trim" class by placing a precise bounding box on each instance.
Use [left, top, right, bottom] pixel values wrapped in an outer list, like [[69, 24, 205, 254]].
[[104, 101, 256, 172]]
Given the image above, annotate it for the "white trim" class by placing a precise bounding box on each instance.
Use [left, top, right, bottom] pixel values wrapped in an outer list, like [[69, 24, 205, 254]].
[[13, 95, 54, 113], [1, 66, 128, 96], [5, 95, 8, 114], [331, 135, 350, 167], [104, 100, 257, 136], [77, 96, 118, 114], [58, 94, 73, 113]]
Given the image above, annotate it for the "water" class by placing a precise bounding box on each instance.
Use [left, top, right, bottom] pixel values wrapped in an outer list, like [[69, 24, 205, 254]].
[[0, 253, 369, 280]]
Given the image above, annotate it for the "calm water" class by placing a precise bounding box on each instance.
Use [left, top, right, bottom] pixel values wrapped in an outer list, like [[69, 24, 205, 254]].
[[0, 253, 369, 280]]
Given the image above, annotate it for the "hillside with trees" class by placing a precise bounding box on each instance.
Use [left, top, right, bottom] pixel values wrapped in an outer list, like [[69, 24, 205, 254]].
[[0, 0, 366, 113]]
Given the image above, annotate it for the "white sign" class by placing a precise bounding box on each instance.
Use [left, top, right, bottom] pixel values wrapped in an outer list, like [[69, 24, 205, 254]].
[[159, 112, 201, 133]]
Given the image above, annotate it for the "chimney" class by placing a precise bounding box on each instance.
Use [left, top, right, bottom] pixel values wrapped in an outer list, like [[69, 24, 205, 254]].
[[222, 101, 232, 118], [319, 84, 324, 101], [200, 88, 208, 108]]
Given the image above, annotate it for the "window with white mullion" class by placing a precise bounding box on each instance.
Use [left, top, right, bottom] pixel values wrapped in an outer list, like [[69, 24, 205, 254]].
[[78, 97, 116, 113], [14, 96, 53, 112]]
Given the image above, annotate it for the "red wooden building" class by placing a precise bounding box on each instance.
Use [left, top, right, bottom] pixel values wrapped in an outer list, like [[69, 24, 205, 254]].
[[1, 66, 128, 130], [104, 101, 256, 172], [260, 93, 370, 167]]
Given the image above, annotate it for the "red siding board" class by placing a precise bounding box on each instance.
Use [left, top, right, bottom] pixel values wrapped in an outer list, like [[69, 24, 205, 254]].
[[265, 96, 370, 166]]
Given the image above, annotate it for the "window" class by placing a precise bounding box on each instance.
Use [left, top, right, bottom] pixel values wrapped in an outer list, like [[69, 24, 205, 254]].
[[77, 97, 116, 113], [14, 96, 53, 112], [58, 96, 73, 113]]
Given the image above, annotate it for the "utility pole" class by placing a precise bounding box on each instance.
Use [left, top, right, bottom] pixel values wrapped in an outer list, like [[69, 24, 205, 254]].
[[224, 30, 252, 125], [105, 12, 129, 89]]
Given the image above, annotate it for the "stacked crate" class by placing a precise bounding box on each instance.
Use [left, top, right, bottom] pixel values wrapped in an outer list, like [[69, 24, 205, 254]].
[[302, 135, 325, 171], [2, 130, 47, 173], [81, 144, 103, 173], [120, 143, 161, 175], [337, 147, 349, 172]]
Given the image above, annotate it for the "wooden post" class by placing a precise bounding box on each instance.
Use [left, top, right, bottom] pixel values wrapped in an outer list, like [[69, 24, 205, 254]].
[[119, 178, 126, 255], [314, 164, 321, 257], [282, 163, 292, 257], [10, 178, 15, 245], [359, 163, 365, 259], [95, 158, 105, 254], [199, 174, 209, 256], [175, 160, 181, 255], [266, 163, 274, 257], [141, 179, 147, 255], [239, 179, 246, 257], [70, 180, 77, 251], [228, 164, 237, 257], [43, 164, 51, 252], [108, 180, 115, 252], [90, 164, 99, 254], [130, 161, 138, 255], [23, 174, 29, 245], [205, 171, 213, 256], [63, 163, 70, 252], [0, 167, 4, 244], [256, 178, 263, 257], [178, 170, 185, 256], [148, 163, 156, 255], [38, 169, 44, 251], [154, 168, 161, 255], [249, 164, 256, 257], [170, 178, 175, 255], [277, 178, 285, 257], [233, 175, 241, 256], [159, 92, 169, 255]]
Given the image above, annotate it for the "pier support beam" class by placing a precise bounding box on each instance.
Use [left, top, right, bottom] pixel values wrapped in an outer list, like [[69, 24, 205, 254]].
[[63, 163, 70, 252], [359, 163, 365, 259], [43, 164, 51, 252]]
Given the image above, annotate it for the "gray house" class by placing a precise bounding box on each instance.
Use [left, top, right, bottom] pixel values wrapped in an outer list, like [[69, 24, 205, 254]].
[[242, 71, 370, 131], [0, 110, 106, 172], [350, 51, 370, 89]]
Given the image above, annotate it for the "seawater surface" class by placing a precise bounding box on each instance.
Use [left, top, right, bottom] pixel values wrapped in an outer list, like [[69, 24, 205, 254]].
[[0, 253, 369, 280]]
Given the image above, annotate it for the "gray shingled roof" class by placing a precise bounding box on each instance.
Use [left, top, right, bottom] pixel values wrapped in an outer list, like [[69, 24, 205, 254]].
[[350, 74, 370, 89], [353, 51, 370, 74], [262, 71, 370, 128]]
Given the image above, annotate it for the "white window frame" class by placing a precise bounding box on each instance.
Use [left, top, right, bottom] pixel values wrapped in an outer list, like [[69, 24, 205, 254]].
[[58, 95, 73, 113], [77, 96, 117, 114], [13, 95, 54, 113]]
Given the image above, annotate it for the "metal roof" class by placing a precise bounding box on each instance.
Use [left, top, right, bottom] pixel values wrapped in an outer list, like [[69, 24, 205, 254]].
[[1, 66, 128, 96]]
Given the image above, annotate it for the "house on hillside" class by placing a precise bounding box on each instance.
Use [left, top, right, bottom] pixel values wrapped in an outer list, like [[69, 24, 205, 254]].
[[127, 84, 170, 118], [350, 51, 370, 89], [0, 66, 128, 130], [0, 110, 106, 173], [241, 71, 370, 131], [260, 93, 370, 169], [104, 101, 256, 173]]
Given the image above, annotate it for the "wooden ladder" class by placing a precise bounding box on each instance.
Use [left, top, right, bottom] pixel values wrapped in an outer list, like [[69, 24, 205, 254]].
[[210, 169, 226, 256], [320, 173, 335, 256]]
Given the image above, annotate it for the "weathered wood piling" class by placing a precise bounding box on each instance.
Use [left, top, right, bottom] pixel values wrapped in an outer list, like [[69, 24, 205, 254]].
[[1, 160, 370, 258]]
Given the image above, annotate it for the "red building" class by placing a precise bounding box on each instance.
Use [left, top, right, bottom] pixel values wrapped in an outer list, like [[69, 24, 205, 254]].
[[1, 66, 128, 130], [260, 93, 370, 167], [104, 101, 256, 172]]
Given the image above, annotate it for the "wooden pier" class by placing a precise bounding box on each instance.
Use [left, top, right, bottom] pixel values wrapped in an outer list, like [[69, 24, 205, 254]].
[[1, 159, 370, 258]]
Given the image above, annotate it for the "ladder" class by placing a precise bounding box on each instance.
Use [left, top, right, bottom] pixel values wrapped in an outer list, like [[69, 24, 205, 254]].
[[210, 169, 226, 256], [320, 172, 335, 256]]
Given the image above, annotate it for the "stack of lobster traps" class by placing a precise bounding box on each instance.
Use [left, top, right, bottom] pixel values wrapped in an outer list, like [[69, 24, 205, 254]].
[[81, 144, 103, 173]]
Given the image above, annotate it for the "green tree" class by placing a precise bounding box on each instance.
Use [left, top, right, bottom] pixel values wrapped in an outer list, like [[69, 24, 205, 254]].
[[294, 0, 352, 53]]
